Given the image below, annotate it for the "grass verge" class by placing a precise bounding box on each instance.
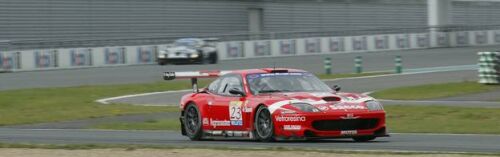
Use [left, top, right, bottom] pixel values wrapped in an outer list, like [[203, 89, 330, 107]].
[[0, 80, 212, 126], [371, 82, 500, 100], [386, 105, 500, 134], [89, 105, 500, 135]]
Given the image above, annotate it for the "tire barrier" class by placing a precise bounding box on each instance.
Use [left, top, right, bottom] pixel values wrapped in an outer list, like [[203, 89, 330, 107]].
[[354, 56, 363, 74], [324, 57, 332, 75], [395, 56, 403, 74], [478, 52, 500, 84]]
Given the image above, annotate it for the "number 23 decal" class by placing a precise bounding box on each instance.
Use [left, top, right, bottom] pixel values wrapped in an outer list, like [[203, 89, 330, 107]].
[[229, 101, 243, 126]]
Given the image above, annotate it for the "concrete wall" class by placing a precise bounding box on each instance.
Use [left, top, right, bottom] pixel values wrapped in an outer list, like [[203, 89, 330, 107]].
[[3, 30, 500, 72]]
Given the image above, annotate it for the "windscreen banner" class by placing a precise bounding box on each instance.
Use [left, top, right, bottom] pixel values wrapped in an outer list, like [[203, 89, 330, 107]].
[[34, 50, 58, 68], [137, 46, 156, 63], [0, 52, 21, 70], [70, 48, 92, 66], [104, 47, 126, 64]]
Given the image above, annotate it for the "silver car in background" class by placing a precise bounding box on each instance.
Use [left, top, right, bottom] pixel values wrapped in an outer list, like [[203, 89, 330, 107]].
[[157, 38, 218, 65]]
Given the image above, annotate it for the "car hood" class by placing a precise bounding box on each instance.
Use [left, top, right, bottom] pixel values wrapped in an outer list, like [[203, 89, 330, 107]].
[[259, 92, 376, 113]]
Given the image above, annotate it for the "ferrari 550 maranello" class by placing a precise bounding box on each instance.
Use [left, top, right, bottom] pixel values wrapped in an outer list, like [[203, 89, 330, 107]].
[[163, 68, 388, 142]]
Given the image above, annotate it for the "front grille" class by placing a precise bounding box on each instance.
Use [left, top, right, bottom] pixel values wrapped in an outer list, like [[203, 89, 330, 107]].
[[312, 119, 379, 131]]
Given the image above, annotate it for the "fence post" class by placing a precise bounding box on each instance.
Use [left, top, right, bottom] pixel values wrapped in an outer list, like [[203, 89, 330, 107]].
[[355, 56, 362, 74], [324, 57, 332, 75], [395, 55, 402, 73]]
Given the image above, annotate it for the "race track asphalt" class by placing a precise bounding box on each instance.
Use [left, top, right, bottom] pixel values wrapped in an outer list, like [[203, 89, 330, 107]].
[[0, 45, 495, 91], [1, 46, 499, 153], [0, 128, 499, 153]]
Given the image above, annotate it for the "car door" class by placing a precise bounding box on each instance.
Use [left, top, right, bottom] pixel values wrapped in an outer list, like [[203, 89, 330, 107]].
[[209, 74, 247, 130]]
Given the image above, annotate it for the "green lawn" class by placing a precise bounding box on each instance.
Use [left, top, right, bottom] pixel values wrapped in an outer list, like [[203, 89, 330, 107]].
[[386, 105, 500, 134], [371, 82, 499, 100], [0, 80, 212, 126], [89, 105, 500, 135]]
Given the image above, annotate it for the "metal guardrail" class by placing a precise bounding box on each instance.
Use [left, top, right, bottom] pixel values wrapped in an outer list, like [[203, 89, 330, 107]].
[[2, 25, 500, 51]]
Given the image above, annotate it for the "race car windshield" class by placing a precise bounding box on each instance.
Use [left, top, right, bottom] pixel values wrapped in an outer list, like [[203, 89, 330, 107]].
[[246, 72, 332, 95], [174, 39, 199, 48]]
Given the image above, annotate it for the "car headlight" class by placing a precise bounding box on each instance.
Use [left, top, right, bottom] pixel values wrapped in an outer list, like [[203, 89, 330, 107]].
[[291, 103, 320, 112], [365, 100, 384, 111], [190, 53, 199, 58]]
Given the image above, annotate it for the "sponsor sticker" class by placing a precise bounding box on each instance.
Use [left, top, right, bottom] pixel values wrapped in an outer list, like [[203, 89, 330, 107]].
[[283, 125, 302, 131], [210, 119, 231, 127], [242, 100, 252, 113], [330, 105, 366, 110], [229, 101, 243, 126], [275, 116, 306, 122], [202, 118, 209, 126]]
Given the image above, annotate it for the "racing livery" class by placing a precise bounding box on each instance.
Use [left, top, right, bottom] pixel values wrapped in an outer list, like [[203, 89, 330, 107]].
[[164, 68, 388, 142], [157, 38, 218, 65]]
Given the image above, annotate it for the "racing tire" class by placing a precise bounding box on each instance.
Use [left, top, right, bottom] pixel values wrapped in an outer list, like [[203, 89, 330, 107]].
[[352, 136, 376, 142], [158, 61, 166, 66], [254, 106, 275, 142], [183, 103, 203, 141]]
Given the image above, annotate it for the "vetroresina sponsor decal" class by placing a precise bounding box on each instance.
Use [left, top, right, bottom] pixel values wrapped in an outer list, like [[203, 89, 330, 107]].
[[275, 116, 306, 122]]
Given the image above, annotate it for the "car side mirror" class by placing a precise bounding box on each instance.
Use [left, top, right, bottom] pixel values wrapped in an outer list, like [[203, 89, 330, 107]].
[[332, 85, 341, 92], [229, 88, 245, 96]]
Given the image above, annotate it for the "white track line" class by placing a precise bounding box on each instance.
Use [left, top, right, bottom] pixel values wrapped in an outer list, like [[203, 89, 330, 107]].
[[96, 89, 191, 104]]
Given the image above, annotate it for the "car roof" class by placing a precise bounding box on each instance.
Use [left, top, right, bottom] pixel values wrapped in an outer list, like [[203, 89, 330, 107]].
[[176, 38, 202, 42], [229, 68, 308, 75]]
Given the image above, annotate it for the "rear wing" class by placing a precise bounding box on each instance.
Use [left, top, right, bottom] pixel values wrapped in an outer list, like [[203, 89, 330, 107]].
[[201, 38, 219, 42], [163, 70, 231, 93]]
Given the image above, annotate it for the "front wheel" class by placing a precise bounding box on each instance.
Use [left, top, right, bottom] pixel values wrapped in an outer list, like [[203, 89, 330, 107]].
[[254, 106, 274, 142], [183, 103, 203, 140], [352, 136, 376, 142]]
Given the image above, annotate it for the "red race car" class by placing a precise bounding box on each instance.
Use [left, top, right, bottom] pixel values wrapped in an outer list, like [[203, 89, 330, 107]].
[[163, 68, 388, 142]]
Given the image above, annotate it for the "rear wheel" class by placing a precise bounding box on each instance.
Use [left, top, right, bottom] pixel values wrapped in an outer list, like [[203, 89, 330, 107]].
[[183, 103, 203, 140], [254, 106, 274, 142], [352, 136, 376, 142]]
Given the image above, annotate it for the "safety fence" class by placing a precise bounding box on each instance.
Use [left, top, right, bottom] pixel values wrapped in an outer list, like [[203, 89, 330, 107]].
[[2, 27, 500, 72]]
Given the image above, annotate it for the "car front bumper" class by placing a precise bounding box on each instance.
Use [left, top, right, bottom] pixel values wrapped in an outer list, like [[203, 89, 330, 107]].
[[272, 111, 388, 139]]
